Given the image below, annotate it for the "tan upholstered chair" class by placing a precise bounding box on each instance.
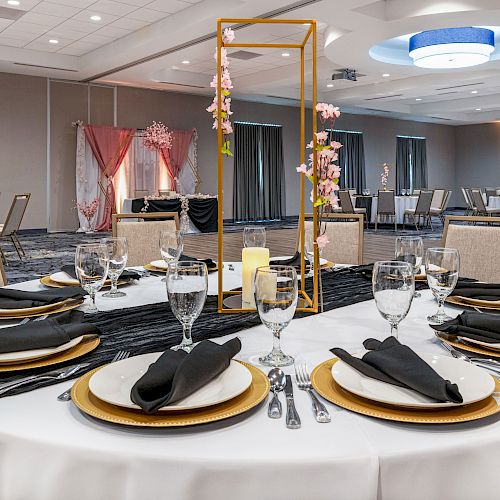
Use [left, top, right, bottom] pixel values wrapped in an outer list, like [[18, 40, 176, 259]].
[[134, 190, 150, 198], [375, 190, 396, 232], [403, 190, 433, 230], [470, 189, 500, 216], [303, 213, 364, 265], [0, 258, 6, 286], [442, 215, 500, 282], [0, 193, 31, 261], [112, 212, 180, 266], [430, 189, 451, 224]]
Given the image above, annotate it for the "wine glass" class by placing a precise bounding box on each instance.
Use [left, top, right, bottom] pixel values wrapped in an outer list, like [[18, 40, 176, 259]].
[[425, 248, 460, 324], [372, 261, 414, 339], [255, 265, 298, 367], [395, 236, 424, 298], [166, 261, 208, 352], [304, 225, 317, 277], [401, 189, 407, 196], [159, 230, 183, 282], [101, 237, 128, 298], [244, 226, 266, 248], [75, 244, 109, 314]]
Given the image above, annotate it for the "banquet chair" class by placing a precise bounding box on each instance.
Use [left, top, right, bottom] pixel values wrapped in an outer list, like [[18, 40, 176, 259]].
[[412, 189, 421, 195], [0, 258, 6, 286], [112, 212, 180, 266], [485, 188, 497, 205], [336, 190, 367, 226], [430, 190, 451, 224], [470, 189, 500, 217], [461, 188, 474, 215], [375, 190, 396, 232], [0, 193, 31, 260], [442, 215, 500, 282], [303, 213, 364, 265], [134, 190, 150, 199], [403, 190, 433, 230]]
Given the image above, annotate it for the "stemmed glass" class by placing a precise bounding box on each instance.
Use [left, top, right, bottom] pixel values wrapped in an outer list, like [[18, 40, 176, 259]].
[[159, 230, 184, 282], [304, 225, 317, 277], [395, 236, 424, 298], [244, 226, 266, 248], [166, 261, 208, 352], [101, 237, 128, 298], [75, 244, 109, 314], [372, 261, 414, 339], [425, 248, 460, 324], [255, 265, 298, 367]]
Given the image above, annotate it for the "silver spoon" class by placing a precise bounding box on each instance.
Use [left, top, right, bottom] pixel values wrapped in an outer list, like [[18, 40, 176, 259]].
[[267, 368, 286, 419]]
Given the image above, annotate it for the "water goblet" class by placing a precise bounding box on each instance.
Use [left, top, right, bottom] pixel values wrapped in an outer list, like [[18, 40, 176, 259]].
[[372, 261, 414, 340], [244, 226, 266, 248], [395, 235, 424, 298], [159, 230, 184, 282], [255, 265, 298, 367], [75, 243, 109, 314], [166, 261, 208, 352], [101, 237, 128, 298], [304, 225, 317, 277], [425, 248, 460, 324]]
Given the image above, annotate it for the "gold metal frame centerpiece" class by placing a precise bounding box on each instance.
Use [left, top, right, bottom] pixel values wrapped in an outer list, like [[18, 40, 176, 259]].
[[216, 17, 320, 314]]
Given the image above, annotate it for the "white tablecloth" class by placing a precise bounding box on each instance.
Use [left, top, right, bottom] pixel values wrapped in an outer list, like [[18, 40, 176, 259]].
[[488, 196, 500, 209], [370, 195, 418, 224], [1, 275, 500, 500]]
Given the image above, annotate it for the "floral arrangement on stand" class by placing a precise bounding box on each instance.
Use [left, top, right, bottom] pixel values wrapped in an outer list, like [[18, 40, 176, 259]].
[[143, 121, 173, 151], [75, 197, 99, 233], [296, 102, 342, 250], [207, 28, 235, 156], [380, 163, 390, 191]]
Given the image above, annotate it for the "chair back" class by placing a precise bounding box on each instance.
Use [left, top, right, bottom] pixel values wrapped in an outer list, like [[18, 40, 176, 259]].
[[414, 190, 433, 215], [112, 212, 180, 266], [470, 189, 486, 212], [413, 189, 421, 195], [303, 213, 364, 265], [159, 190, 175, 197], [338, 190, 355, 214], [441, 190, 452, 210], [347, 189, 357, 197], [0, 258, 6, 286], [442, 216, 500, 282], [485, 188, 497, 205], [431, 189, 446, 209], [1, 194, 31, 236], [377, 190, 395, 215], [134, 190, 149, 199]]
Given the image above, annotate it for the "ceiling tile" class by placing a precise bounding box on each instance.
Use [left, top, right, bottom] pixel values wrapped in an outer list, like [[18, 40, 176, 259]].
[[64, 39, 101, 49], [57, 45, 88, 55], [0, 36, 27, 47], [112, 0, 151, 5], [110, 17, 149, 30], [93, 24, 131, 38], [89, 0, 138, 16], [0, 29, 37, 41], [145, 0, 191, 14], [31, 1, 80, 17], [126, 8, 169, 22], [3, 0, 39, 10], [80, 33, 115, 44], [71, 10, 120, 24], [19, 12, 66, 27], [48, 0, 96, 7], [25, 40, 69, 51], [2, 20, 48, 34], [56, 19, 101, 34], [0, 19, 13, 30]]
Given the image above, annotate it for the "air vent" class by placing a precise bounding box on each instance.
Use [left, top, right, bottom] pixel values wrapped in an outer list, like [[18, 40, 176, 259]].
[[435, 82, 484, 91], [265, 95, 300, 103], [437, 91, 458, 95], [229, 50, 261, 60], [158, 82, 205, 89], [0, 6, 25, 20], [13, 63, 78, 72], [430, 116, 453, 121], [365, 94, 403, 101], [364, 108, 391, 113]]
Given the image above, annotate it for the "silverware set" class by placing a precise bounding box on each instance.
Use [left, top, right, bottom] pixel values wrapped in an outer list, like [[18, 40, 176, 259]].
[[18, 314, 49, 326]]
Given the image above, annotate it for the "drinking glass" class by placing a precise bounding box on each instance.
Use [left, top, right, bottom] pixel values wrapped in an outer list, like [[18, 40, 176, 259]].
[[372, 261, 414, 339], [75, 244, 109, 314], [425, 248, 460, 324], [244, 226, 266, 248], [159, 230, 184, 282], [395, 236, 424, 298], [304, 225, 317, 277], [255, 265, 298, 367], [401, 189, 407, 196], [101, 237, 128, 298], [166, 261, 208, 352]]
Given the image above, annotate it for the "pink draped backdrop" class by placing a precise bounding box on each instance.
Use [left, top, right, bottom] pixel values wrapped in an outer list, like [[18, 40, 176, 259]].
[[84, 125, 136, 231], [160, 130, 194, 191]]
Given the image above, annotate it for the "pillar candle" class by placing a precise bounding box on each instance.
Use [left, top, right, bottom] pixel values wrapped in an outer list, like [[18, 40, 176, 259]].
[[242, 247, 269, 308]]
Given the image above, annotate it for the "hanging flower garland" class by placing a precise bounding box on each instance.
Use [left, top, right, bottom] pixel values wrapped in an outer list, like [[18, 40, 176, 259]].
[[143, 121, 173, 151], [380, 162, 390, 190], [207, 28, 235, 156]]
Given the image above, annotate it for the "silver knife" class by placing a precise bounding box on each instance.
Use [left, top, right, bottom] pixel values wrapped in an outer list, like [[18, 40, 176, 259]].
[[284, 374, 301, 429]]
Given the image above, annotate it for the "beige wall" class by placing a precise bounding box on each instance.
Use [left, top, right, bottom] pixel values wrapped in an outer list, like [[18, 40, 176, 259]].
[[0, 71, 462, 231]]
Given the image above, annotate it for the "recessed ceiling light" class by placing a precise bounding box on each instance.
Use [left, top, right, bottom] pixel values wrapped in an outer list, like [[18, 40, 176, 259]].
[[471, 90, 478, 94], [476, 108, 482, 111], [327, 83, 334, 88], [181, 60, 190, 64], [415, 98, 422, 101], [282, 52, 290, 57], [382, 73, 390, 77], [7, 0, 20, 5], [90, 15, 101, 21], [48, 39, 59, 44]]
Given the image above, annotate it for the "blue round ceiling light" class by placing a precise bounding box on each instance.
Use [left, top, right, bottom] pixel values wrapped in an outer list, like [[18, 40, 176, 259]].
[[409, 27, 495, 68]]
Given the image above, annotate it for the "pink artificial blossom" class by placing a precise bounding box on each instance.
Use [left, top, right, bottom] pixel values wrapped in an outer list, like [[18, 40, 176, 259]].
[[76, 198, 99, 221], [143, 121, 173, 151], [316, 234, 329, 250]]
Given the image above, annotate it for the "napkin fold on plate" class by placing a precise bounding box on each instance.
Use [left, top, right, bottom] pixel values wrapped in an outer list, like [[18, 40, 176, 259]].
[[0, 286, 85, 310], [178, 254, 217, 272], [451, 280, 500, 302], [331, 336, 463, 403], [130, 338, 242, 414], [434, 311, 500, 344], [270, 251, 310, 268], [0, 310, 100, 353], [61, 265, 141, 282]]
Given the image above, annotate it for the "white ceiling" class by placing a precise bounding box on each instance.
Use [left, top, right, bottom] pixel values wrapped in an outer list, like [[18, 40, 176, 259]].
[[2, 0, 500, 124]]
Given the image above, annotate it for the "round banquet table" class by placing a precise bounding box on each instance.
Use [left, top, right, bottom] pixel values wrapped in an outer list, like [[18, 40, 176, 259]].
[[1, 271, 500, 500], [370, 195, 419, 224], [488, 196, 500, 209]]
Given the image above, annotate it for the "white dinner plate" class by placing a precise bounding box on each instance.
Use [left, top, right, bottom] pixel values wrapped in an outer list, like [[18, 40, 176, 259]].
[[457, 336, 500, 352], [273, 255, 328, 266], [150, 260, 170, 270], [89, 352, 253, 411], [49, 271, 80, 286], [331, 351, 495, 409], [0, 336, 83, 364]]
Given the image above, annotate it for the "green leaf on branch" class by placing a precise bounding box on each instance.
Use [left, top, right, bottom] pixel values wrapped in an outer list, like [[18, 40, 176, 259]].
[[314, 196, 326, 207], [222, 90, 231, 96]]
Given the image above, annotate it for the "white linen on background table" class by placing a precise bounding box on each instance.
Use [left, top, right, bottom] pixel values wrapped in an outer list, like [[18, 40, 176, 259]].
[[1, 278, 500, 499], [370, 196, 418, 224], [488, 196, 500, 209]]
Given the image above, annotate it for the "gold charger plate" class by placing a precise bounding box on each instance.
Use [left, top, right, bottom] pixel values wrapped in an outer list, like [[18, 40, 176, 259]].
[[0, 335, 99, 372], [0, 298, 84, 320], [435, 332, 500, 359], [144, 263, 219, 273], [311, 358, 500, 424], [71, 361, 269, 427], [446, 296, 500, 311], [40, 276, 128, 289], [415, 273, 426, 281]]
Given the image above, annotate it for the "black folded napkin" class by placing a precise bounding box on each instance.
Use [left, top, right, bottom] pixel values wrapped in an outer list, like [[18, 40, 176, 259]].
[[0, 310, 99, 353], [130, 338, 242, 414], [434, 311, 500, 344], [270, 251, 311, 269], [61, 265, 141, 282], [331, 337, 463, 403], [0, 286, 86, 310], [451, 279, 500, 301], [179, 254, 217, 272]]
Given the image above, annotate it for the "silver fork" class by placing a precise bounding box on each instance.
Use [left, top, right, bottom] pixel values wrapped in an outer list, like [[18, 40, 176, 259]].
[[18, 314, 49, 326], [57, 350, 130, 401], [294, 362, 331, 423]]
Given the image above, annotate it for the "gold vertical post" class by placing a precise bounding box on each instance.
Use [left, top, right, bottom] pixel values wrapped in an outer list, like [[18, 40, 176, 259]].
[[299, 45, 305, 294], [217, 19, 223, 313], [312, 20, 319, 311]]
